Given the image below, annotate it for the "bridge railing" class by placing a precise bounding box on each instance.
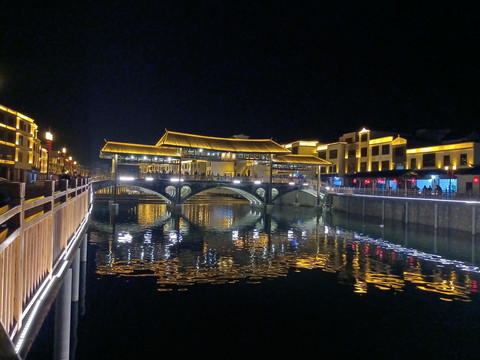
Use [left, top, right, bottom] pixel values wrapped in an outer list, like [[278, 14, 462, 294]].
[[94, 173, 322, 185], [324, 186, 478, 200], [0, 178, 92, 339]]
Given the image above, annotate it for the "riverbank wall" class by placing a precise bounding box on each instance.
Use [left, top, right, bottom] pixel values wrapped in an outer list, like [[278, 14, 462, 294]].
[[328, 193, 480, 234]]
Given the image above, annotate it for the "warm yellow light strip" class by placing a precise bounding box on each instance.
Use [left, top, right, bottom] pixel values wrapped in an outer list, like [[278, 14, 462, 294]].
[[317, 145, 328, 151], [0, 104, 34, 123], [0, 159, 15, 164], [0, 123, 16, 131], [298, 141, 317, 147], [407, 142, 474, 154], [0, 140, 15, 147], [369, 136, 393, 145]]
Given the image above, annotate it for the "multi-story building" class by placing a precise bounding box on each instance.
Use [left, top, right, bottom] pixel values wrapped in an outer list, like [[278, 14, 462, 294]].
[[306, 126, 479, 194], [0, 104, 42, 182], [312, 128, 407, 186]]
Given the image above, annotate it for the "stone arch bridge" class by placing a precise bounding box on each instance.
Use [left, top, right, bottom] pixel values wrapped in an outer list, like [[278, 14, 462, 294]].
[[92, 178, 326, 206]]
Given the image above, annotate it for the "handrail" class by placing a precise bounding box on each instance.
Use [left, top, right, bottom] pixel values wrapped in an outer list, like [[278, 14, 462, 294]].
[[0, 177, 92, 344]]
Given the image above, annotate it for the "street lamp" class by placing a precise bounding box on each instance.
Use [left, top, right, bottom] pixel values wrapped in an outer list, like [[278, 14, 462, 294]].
[[445, 165, 456, 197], [62, 147, 66, 173], [45, 131, 53, 179]]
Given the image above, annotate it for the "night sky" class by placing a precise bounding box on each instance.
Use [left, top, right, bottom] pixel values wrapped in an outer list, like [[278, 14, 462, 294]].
[[1, 1, 479, 166]]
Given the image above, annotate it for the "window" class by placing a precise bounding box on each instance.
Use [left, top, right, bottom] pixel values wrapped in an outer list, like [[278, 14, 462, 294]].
[[443, 155, 451, 166], [394, 147, 405, 157], [360, 147, 367, 157], [422, 153, 436, 167], [347, 163, 356, 174], [382, 161, 390, 171], [360, 134, 368, 142], [360, 162, 367, 172], [318, 151, 326, 159], [460, 153, 468, 166], [18, 152, 23, 163], [329, 150, 337, 159], [371, 161, 379, 171], [348, 149, 356, 158], [371, 146, 379, 156], [410, 158, 417, 169], [18, 135, 23, 146], [330, 165, 337, 173], [382, 144, 390, 155], [345, 138, 353, 144]]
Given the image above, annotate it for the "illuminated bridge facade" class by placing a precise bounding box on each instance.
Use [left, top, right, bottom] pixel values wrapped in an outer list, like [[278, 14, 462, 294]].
[[92, 177, 325, 206], [99, 130, 331, 205]]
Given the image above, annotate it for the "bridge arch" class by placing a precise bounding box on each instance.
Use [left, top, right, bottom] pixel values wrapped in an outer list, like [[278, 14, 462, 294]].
[[93, 181, 172, 203], [92, 179, 327, 206], [181, 186, 263, 205]]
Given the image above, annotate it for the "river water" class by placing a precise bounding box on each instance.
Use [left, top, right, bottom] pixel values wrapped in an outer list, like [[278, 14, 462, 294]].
[[27, 195, 480, 359]]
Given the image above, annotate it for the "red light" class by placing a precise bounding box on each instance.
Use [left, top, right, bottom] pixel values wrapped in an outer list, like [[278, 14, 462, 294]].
[[353, 178, 357, 184], [474, 176, 479, 184], [393, 178, 397, 184], [412, 178, 416, 184], [365, 179, 371, 185]]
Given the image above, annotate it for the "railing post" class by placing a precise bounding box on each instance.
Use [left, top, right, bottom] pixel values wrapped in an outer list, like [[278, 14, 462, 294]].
[[44, 180, 55, 274], [6, 182, 25, 335]]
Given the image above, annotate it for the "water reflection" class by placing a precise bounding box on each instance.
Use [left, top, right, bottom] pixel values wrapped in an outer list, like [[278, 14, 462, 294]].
[[89, 201, 480, 303]]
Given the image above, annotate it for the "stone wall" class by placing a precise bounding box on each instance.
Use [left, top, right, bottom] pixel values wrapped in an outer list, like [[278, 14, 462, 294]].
[[330, 194, 480, 234]]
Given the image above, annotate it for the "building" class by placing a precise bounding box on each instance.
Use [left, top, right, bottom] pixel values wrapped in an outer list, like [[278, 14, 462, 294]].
[[310, 126, 480, 195], [100, 130, 330, 181], [0, 104, 42, 182], [311, 128, 407, 187]]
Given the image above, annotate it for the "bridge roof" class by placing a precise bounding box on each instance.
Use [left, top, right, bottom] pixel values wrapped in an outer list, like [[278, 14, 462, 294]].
[[273, 154, 331, 165], [100, 141, 180, 158], [156, 130, 291, 154]]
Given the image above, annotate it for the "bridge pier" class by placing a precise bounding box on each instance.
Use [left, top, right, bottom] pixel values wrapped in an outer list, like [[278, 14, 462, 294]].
[[166, 203, 182, 213], [54, 269, 72, 360]]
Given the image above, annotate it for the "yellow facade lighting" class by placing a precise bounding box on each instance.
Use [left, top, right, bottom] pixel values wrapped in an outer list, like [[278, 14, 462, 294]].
[[407, 142, 474, 154], [359, 127, 370, 134], [298, 141, 317, 147], [317, 145, 328, 151], [369, 136, 393, 145]]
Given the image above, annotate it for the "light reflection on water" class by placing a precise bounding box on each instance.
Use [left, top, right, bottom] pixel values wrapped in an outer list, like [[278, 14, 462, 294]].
[[89, 197, 480, 303]]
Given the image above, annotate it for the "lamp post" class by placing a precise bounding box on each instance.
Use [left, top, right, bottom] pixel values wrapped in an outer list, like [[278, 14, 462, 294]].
[[46, 131, 53, 179], [62, 148, 66, 173], [445, 165, 456, 198]]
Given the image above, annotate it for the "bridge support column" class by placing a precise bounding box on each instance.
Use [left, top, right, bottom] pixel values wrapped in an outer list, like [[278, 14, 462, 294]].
[[294, 191, 300, 206], [112, 154, 118, 204], [54, 268, 72, 360], [266, 154, 273, 206], [167, 203, 182, 213], [80, 234, 88, 316]]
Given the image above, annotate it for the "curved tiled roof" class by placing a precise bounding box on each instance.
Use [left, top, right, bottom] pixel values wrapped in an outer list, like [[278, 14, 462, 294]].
[[100, 141, 180, 157], [156, 130, 291, 154]]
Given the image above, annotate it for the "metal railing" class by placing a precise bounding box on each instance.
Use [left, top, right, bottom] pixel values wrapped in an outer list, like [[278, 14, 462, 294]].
[[0, 178, 92, 339], [325, 186, 480, 201]]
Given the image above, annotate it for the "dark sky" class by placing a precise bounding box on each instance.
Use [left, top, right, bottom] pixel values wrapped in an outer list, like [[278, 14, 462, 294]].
[[1, 1, 479, 166]]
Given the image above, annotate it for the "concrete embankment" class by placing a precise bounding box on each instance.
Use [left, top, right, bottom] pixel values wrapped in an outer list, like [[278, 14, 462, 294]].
[[327, 193, 480, 234]]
